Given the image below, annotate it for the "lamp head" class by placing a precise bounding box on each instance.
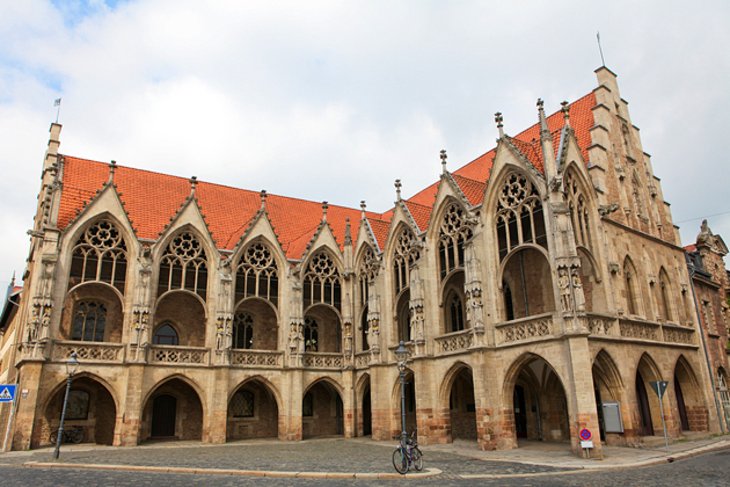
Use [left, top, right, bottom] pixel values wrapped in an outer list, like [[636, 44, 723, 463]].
[[66, 351, 80, 377], [395, 340, 409, 368]]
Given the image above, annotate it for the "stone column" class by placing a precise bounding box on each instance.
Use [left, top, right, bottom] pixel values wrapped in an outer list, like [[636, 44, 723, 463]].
[[205, 366, 229, 444], [564, 336, 603, 457], [11, 361, 44, 450], [118, 363, 145, 446]]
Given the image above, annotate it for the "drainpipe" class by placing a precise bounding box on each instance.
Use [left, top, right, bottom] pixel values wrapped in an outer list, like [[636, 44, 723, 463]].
[[687, 264, 725, 433]]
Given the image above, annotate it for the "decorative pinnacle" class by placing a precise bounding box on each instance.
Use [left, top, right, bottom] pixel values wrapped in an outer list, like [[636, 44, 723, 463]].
[[344, 217, 352, 245], [360, 200, 367, 220], [440, 149, 447, 174], [561, 101, 570, 126], [495, 112, 504, 138], [537, 98, 549, 136], [321, 201, 328, 222], [108, 160, 117, 182], [394, 179, 402, 201], [260, 189, 267, 209], [189, 176, 198, 194]]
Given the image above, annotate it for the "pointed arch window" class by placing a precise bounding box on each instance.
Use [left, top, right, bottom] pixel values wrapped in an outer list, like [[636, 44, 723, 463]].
[[438, 203, 473, 280], [623, 259, 638, 315], [393, 227, 420, 296], [357, 245, 378, 352], [564, 171, 593, 249], [303, 251, 342, 310], [71, 300, 107, 341], [158, 232, 208, 299], [658, 269, 673, 322], [235, 242, 279, 306], [153, 322, 179, 345], [446, 291, 465, 332], [69, 219, 127, 292], [496, 172, 546, 261], [304, 316, 319, 351], [233, 312, 254, 349], [230, 390, 255, 417]]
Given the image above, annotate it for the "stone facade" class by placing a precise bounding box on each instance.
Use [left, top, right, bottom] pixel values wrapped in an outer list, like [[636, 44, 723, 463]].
[[2, 67, 728, 456]]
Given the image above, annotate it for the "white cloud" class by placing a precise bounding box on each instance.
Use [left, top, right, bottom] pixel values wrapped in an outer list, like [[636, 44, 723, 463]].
[[1, 0, 730, 289]]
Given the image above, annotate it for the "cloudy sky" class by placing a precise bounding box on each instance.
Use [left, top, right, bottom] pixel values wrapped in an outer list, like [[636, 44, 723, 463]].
[[1, 0, 729, 290]]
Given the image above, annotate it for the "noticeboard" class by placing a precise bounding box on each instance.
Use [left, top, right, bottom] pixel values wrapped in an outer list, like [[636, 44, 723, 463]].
[[601, 401, 624, 433]]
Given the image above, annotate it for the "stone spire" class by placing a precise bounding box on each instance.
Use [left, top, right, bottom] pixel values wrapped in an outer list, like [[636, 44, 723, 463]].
[[360, 200, 367, 220], [440, 149, 448, 174], [344, 217, 352, 246], [394, 179, 402, 202], [189, 176, 198, 196], [537, 99, 558, 186], [260, 190, 267, 210], [495, 112, 504, 138], [561, 101, 571, 127], [321, 201, 328, 223]]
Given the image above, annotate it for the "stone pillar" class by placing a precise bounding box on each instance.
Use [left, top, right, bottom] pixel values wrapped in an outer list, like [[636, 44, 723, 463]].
[[369, 364, 392, 441], [564, 336, 603, 457], [11, 361, 44, 450], [206, 366, 229, 444], [342, 368, 355, 438], [118, 363, 145, 446], [282, 369, 303, 441]]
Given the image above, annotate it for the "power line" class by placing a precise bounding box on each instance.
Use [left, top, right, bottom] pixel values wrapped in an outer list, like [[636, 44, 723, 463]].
[[675, 209, 730, 225]]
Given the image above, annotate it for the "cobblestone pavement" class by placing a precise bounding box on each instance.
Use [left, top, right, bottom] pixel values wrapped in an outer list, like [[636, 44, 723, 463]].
[[0, 448, 728, 486], [1, 438, 572, 477]]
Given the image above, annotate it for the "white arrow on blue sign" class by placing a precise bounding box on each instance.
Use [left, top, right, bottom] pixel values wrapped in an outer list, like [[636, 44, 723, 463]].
[[0, 385, 16, 402]]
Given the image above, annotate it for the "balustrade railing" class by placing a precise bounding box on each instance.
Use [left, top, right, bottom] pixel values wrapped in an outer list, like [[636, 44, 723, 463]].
[[354, 351, 371, 368], [618, 318, 660, 341], [434, 328, 473, 353], [302, 352, 344, 369], [495, 313, 553, 345], [661, 323, 696, 345], [231, 349, 283, 367], [52, 340, 124, 363], [149, 345, 209, 365]]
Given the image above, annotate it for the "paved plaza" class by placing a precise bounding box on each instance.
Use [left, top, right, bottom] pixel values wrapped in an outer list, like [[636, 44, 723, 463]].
[[0, 435, 727, 483]]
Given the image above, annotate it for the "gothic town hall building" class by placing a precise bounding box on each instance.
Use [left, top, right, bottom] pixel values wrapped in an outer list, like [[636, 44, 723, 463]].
[[2, 67, 729, 455]]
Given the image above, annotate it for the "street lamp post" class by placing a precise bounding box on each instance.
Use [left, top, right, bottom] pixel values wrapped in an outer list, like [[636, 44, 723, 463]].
[[394, 341, 410, 449], [53, 351, 80, 459]]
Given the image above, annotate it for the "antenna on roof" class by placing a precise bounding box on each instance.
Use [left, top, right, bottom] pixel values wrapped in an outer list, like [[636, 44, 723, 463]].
[[440, 149, 448, 174], [53, 98, 62, 124], [596, 32, 606, 67]]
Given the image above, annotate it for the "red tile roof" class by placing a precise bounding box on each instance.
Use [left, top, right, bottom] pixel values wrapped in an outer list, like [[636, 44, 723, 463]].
[[57, 92, 597, 259]]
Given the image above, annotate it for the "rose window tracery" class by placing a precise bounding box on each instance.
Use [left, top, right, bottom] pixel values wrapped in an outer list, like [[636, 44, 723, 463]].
[[158, 231, 208, 299], [496, 172, 546, 261], [69, 219, 127, 292], [235, 242, 279, 306]]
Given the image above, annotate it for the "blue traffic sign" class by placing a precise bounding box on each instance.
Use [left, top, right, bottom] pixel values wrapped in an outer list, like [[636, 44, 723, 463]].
[[0, 385, 16, 402]]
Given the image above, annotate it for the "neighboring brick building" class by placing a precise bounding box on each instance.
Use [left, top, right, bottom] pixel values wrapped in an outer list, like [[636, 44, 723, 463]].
[[3, 67, 726, 455], [685, 221, 730, 430]]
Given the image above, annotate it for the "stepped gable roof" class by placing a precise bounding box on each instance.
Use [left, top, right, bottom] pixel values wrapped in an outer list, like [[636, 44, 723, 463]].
[[56, 92, 596, 257], [58, 157, 381, 260]]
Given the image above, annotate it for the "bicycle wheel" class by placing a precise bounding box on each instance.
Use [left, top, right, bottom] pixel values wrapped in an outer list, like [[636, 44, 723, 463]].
[[392, 447, 408, 474], [69, 428, 84, 444], [412, 447, 423, 471]]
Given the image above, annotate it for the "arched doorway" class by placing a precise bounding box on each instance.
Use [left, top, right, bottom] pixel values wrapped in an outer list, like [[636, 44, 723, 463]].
[[674, 357, 709, 433], [41, 375, 117, 446], [143, 378, 203, 441], [592, 350, 624, 442], [302, 380, 344, 438], [447, 367, 476, 442], [358, 375, 372, 437], [635, 354, 663, 437], [227, 379, 279, 440], [507, 355, 569, 444]]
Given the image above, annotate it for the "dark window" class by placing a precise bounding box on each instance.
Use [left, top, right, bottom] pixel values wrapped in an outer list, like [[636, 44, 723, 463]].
[[66, 390, 90, 420], [71, 301, 107, 342], [231, 390, 255, 417], [153, 323, 179, 345]]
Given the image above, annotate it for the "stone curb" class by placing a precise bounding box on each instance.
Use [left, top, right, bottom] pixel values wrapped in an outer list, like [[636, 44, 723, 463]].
[[23, 461, 442, 479]]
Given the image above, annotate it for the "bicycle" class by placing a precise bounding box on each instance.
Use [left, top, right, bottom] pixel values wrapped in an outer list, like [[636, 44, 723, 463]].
[[49, 426, 84, 445], [392, 431, 423, 474]]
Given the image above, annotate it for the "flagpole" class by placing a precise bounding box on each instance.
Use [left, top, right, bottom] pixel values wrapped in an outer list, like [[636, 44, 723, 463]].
[[597, 32, 606, 67]]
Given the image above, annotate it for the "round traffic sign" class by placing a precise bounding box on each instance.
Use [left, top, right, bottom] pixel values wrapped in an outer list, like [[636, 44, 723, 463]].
[[579, 428, 592, 441]]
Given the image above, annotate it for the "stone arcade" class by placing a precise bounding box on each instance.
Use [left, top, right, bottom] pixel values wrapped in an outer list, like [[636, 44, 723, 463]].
[[3, 67, 729, 456]]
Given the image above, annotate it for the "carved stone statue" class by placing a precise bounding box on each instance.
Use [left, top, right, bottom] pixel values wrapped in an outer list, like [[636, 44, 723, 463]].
[[558, 268, 571, 312]]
